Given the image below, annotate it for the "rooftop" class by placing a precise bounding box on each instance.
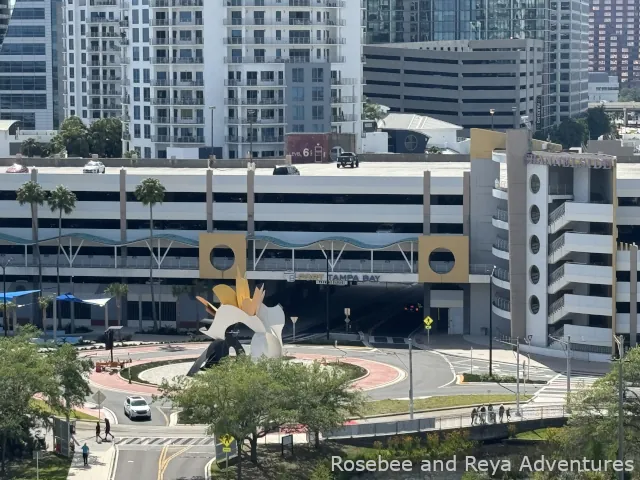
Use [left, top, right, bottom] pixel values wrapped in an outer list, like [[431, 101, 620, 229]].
[[378, 113, 462, 132]]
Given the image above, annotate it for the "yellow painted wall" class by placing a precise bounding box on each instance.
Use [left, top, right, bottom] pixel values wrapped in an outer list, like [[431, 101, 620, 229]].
[[418, 236, 470, 283], [199, 233, 247, 279]]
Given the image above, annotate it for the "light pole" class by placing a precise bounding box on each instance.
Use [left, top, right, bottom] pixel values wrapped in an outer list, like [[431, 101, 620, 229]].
[[209, 106, 216, 158], [549, 334, 572, 412], [291, 316, 298, 343], [0, 255, 12, 336], [614, 334, 625, 480], [489, 265, 496, 377], [344, 307, 351, 332], [407, 335, 415, 420], [247, 108, 256, 159], [489, 108, 495, 131]]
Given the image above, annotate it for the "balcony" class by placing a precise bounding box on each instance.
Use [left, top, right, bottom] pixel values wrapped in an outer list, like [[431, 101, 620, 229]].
[[492, 296, 511, 320], [151, 98, 204, 106], [223, 18, 346, 27], [548, 232, 613, 264], [331, 114, 358, 122], [491, 208, 509, 230], [224, 56, 345, 64], [225, 117, 286, 125], [173, 117, 205, 125], [225, 79, 285, 87], [224, 98, 285, 106], [223, 0, 345, 6], [492, 179, 508, 200], [492, 237, 509, 260], [331, 96, 358, 104], [548, 184, 574, 201], [492, 267, 510, 290], [548, 202, 613, 234], [225, 136, 285, 144], [548, 294, 612, 324], [548, 263, 612, 294], [152, 37, 204, 45], [171, 136, 205, 144], [172, 57, 204, 65], [492, 149, 506, 163], [151, 0, 203, 6], [223, 36, 345, 46]]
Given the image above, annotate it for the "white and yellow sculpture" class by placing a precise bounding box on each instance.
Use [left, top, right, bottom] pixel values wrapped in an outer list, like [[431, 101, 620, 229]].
[[195, 271, 285, 360]]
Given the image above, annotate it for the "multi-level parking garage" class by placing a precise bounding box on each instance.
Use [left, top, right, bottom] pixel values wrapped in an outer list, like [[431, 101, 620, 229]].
[[1, 128, 639, 355]]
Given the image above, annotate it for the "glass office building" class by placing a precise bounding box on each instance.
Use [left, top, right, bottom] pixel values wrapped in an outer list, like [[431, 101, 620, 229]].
[[0, 0, 62, 130]]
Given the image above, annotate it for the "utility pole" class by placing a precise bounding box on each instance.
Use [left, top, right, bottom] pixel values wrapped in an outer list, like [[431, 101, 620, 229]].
[[408, 336, 414, 420], [549, 334, 572, 412], [614, 334, 625, 480], [489, 265, 496, 376], [0, 256, 12, 336], [496, 335, 523, 416]]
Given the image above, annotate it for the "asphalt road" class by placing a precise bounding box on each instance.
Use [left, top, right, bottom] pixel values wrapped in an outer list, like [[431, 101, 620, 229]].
[[115, 448, 162, 480], [161, 445, 212, 480]]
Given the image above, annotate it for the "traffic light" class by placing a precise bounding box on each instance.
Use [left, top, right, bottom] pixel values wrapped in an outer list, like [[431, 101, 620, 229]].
[[104, 330, 114, 351]]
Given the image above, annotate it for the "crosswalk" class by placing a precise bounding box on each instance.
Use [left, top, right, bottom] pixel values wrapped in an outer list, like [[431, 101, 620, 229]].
[[115, 437, 215, 447], [527, 373, 600, 407]]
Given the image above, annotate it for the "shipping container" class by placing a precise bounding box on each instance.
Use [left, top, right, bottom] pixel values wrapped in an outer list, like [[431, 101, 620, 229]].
[[285, 133, 356, 164]]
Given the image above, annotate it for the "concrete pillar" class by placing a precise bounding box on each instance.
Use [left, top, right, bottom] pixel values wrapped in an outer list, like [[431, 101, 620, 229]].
[[423, 283, 431, 321], [423, 171, 431, 235], [463, 284, 471, 334], [624, 108, 629, 127], [463, 171, 470, 236], [206, 169, 213, 232], [631, 244, 638, 347], [247, 168, 255, 236]]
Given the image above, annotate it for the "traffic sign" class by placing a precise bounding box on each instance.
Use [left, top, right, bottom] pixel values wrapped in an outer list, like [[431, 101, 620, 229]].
[[425, 325, 432, 330], [91, 390, 107, 406], [222, 446, 231, 453], [219, 434, 233, 447], [424, 316, 433, 327]]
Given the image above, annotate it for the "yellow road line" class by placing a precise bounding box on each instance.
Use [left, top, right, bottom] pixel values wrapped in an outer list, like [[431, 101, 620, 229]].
[[159, 445, 192, 480], [156, 445, 167, 480]]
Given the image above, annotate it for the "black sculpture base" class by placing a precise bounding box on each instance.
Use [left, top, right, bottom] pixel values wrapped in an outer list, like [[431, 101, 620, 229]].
[[187, 334, 245, 377]]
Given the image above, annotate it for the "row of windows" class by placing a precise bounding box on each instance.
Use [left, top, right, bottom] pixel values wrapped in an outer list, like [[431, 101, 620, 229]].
[[0, 43, 46, 55], [0, 94, 48, 110], [5, 26, 46, 37], [0, 191, 463, 205], [0, 61, 47, 73], [9, 8, 45, 20], [0, 219, 461, 233], [0, 76, 47, 91]]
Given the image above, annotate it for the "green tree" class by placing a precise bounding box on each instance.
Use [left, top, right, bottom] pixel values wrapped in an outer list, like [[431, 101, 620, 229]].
[[549, 118, 588, 149], [16, 181, 47, 306], [20, 139, 51, 158], [586, 106, 613, 140], [89, 118, 123, 158], [123, 149, 139, 159], [619, 86, 640, 102], [362, 96, 386, 121], [104, 283, 129, 327], [285, 360, 364, 448], [0, 326, 57, 475], [52, 116, 91, 158], [38, 295, 53, 335], [50, 343, 92, 422], [47, 186, 77, 330], [134, 178, 166, 331]]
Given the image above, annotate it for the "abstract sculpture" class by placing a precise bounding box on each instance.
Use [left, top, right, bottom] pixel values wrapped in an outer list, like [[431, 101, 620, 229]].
[[187, 271, 285, 376]]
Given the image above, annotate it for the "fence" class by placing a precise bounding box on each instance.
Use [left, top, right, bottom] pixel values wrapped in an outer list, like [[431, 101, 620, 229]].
[[324, 405, 567, 440]]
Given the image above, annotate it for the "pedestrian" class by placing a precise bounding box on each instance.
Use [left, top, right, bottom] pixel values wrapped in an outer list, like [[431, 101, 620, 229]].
[[488, 404, 494, 424], [95, 421, 101, 442], [81, 443, 89, 467], [498, 404, 505, 423], [471, 407, 477, 425], [506, 407, 512, 422], [104, 417, 114, 442], [479, 405, 486, 425]]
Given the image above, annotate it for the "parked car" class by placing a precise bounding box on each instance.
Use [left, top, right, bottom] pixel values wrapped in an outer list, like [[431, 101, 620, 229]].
[[83, 160, 106, 174], [123, 396, 152, 420], [273, 165, 300, 176], [5, 164, 29, 173], [336, 152, 359, 168]]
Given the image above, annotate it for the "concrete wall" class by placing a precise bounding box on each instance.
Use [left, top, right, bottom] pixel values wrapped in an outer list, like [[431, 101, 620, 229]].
[[469, 283, 491, 336], [469, 158, 499, 265]]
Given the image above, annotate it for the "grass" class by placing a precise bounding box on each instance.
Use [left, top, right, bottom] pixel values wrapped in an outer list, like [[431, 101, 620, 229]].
[[462, 372, 548, 384], [362, 394, 533, 417], [32, 399, 99, 421], [516, 427, 562, 441], [6, 453, 71, 480], [120, 357, 199, 385]]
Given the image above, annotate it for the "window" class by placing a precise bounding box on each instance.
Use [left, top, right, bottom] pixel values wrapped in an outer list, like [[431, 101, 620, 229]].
[[134, 124, 141, 138], [292, 105, 304, 120], [312, 87, 324, 101], [312, 105, 324, 120], [292, 68, 304, 83], [1, 44, 46, 55], [312, 67, 324, 82], [292, 87, 304, 101]]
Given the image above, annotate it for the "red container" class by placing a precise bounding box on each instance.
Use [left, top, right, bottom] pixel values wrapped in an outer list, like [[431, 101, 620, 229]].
[[285, 133, 331, 164]]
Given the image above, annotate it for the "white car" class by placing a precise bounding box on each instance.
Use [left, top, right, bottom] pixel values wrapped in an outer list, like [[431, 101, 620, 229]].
[[83, 161, 106, 174], [123, 396, 152, 420]]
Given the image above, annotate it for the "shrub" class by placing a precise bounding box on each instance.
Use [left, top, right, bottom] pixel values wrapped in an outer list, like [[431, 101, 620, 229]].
[[507, 424, 518, 438], [310, 462, 334, 480]]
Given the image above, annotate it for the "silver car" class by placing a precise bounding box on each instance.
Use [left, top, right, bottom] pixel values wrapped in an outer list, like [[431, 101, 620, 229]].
[[124, 396, 152, 420], [83, 160, 106, 174]]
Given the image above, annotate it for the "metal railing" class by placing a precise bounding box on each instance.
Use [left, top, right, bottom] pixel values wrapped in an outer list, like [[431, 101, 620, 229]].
[[549, 296, 565, 315], [549, 264, 565, 285], [548, 184, 574, 196], [469, 264, 494, 275], [549, 202, 566, 225], [252, 258, 417, 274], [493, 237, 509, 252], [14, 255, 199, 270], [494, 179, 508, 192], [493, 267, 510, 282], [492, 296, 511, 312], [493, 209, 509, 222], [549, 234, 566, 255], [325, 405, 568, 439]]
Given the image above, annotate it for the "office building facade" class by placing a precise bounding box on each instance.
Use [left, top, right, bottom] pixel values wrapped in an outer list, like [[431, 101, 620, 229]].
[[0, 0, 63, 130], [62, 0, 364, 159], [363, 39, 544, 131]]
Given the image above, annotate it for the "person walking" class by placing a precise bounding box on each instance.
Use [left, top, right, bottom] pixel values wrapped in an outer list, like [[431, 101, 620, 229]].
[[487, 404, 494, 424], [95, 421, 101, 442], [479, 405, 486, 425], [81, 443, 89, 467], [471, 407, 477, 425], [104, 417, 114, 442], [498, 404, 505, 423], [506, 407, 512, 422]]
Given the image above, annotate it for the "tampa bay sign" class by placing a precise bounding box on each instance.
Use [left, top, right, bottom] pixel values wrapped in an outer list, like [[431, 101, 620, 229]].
[[296, 273, 381, 283]]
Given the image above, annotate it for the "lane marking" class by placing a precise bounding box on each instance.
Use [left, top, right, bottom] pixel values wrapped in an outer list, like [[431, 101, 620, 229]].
[[156, 406, 169, 426], [157, 445, 168, 480], [160, 446, 192, 480]]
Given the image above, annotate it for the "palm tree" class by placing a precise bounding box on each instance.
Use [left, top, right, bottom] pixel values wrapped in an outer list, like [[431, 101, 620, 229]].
[[104, 283, 128, 327], [3, 301, 16, 333], [16, 181, 47, 320], [38, 295, 53, 336], [134, 178, 166, 332], [47, 186, 77, 329]]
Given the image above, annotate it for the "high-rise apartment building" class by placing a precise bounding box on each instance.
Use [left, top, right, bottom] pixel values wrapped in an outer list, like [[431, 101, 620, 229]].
[[0, 0, 63, 130], [63, 0, 364, 159], [588, 0, 640, 84], [365, 0, 590, 129], [0, 1, 10, 46]]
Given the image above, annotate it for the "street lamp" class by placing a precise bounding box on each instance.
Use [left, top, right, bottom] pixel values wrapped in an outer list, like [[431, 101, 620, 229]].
[[247, 108, 257, 160], [290, 316, 298, 343], [209, 106, 216, 158], [614, 334, 625, 480], [319, 243, 330, 340], [489, 265, 496, 376], [0, 255, 12, 336], [489, 109, 496, 131], [344, 307, 351, 332]]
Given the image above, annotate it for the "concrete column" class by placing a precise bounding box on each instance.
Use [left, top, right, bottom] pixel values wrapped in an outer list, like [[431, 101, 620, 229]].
[[206, 169, 213, 232], [423, 171, 431, 235], [624, 108, 629, 127], [631, 244, 638, 347], [247, 168, 255, 236], [463, 171, 470, 236], [423, 283, 431, 321], [463, 284, 471, 334], [30, 168, 38, 245], [119, 169, 127, 242]]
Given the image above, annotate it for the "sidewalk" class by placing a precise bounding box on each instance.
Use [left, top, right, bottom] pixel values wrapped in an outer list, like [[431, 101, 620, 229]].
[[67, 431, 115, 480]]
